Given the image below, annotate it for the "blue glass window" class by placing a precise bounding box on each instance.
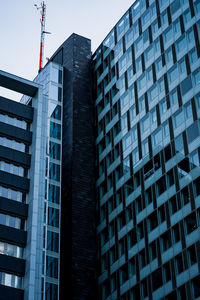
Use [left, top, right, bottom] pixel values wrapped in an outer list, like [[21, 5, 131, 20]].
[[173, 19, 181, 34], [152, 128, 162, 147], [187, 28, 195, 44], [173, 108, 184, 129], [132, 147, 139, 165], [175, 134, 184, 153], [181, 76, 192, 95], [141, 115, 150, 133], [148, 84, 158, 102], [194, 0, 200, 14], [139, 95, 145, 113], [187, 122, 200, 143], [176, 35, 186, 54], [164, 26, 173, 43], [160, 98, 167, 115], [138, 74, 146, 91], [51, 105, 61, 120], [170, 0, 180, 15], [161, 11, 168, 26], [183, 9, 191, 25], [135, 36, 143, 52], [142, 139, 149, 157], [168, 65, 179, 84], [193, 69, 200, 85], [136, 57, 142, 72], [155, 57, 162, 73], [189, 48, 198, 65], [47, 231, 59, 252], [142, 9, 150, 26], [145, 45, 154, 63], [130, 104, 136, 121], [152, 20, 158, 36], [165, 47, 173, 64], [48, 184, 60, 204], [49, 142, 60, 160], [162, 121, 169, 138], [49, 163, 60, 182], [179, 58, 186, 74], [184, 102, 193, 119], [46, 256, 58, 279], [132, 1, 141, 18], [48, 207, 59, 228], [50, 122, 61, 140]]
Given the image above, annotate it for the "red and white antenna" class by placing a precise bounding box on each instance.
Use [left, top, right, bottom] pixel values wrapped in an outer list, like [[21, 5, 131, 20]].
[[35, 2, 51, 72]]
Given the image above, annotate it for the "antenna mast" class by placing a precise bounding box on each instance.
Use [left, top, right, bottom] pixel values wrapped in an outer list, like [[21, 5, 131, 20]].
[[35, 2, 51, 72], [39, 1, 46, 72]]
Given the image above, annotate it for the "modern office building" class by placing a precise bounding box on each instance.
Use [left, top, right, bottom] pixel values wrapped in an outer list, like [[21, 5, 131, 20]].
[[1, 0, 200, 299], [0, 70, 44, 300], [0, 34, 96, 300], [93, 0, 200, 299]]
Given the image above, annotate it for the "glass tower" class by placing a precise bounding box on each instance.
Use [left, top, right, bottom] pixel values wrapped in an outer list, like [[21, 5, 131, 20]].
[[93, 0, 200, 299]]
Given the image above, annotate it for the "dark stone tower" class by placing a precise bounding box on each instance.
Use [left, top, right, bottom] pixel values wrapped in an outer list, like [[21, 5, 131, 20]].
[[50, 34, 96, 300]]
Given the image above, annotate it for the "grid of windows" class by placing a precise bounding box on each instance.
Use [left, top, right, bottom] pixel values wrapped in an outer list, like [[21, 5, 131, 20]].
[[37, 63, 63, 300], [93, 0, 200, 299]]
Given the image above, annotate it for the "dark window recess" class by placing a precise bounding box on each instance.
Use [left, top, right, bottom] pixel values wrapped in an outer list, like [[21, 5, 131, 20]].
[[185, 213, 197, 234], [178, 285, 186, 300], [144, 161, 154, 179], [167, 7, 172, 25], [167, 169, 174, 187], [165, 291, 177, 300], [175, 253, 184, 274], [156, 176, 166, 196], [172, 223, 180, 243], [141, 53, 145, 72], [189, 0, 195, 18], [148, 211, 158, 231], [169, 196, 178, 214], [128, 228, 137, 248], [150, 241, 157, 261], [172, 44, 177, 64], [192, 276, 200, 298], [149, 26, 152, 44], [163, 262, 171, 282], [134, 171, 140, 188], [118, 211, 126, 230], [139, 249, 147, 268], [161, 230, 171, 252], [193, 24, 200, 58], [194, 177, 200, 196], [178, 158, 190, 178], [145, 187, 153, 205], [151, 268, 163, 291], [158, 205, 166, 224], [164, 144, 172, 161], [180, 15, 185, 34], [185, 54, 191, 75], [180, 186, 190, 205], [119, 263, 128, 284], [188, 244, 197, 266], [136, 196, 142, 213]]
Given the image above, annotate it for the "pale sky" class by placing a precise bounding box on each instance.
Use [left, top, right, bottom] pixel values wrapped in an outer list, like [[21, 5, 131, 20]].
[[0, 0, 135, 101]]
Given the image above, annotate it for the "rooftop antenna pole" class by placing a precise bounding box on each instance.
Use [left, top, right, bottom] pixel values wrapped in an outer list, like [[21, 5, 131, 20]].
[[35, 2, 51, 72], [39, 1, 45, 72]]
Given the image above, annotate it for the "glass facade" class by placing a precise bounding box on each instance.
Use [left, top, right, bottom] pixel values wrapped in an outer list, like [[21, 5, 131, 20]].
[[35, 62, 63, 300], [93, 0, 200, 299]]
